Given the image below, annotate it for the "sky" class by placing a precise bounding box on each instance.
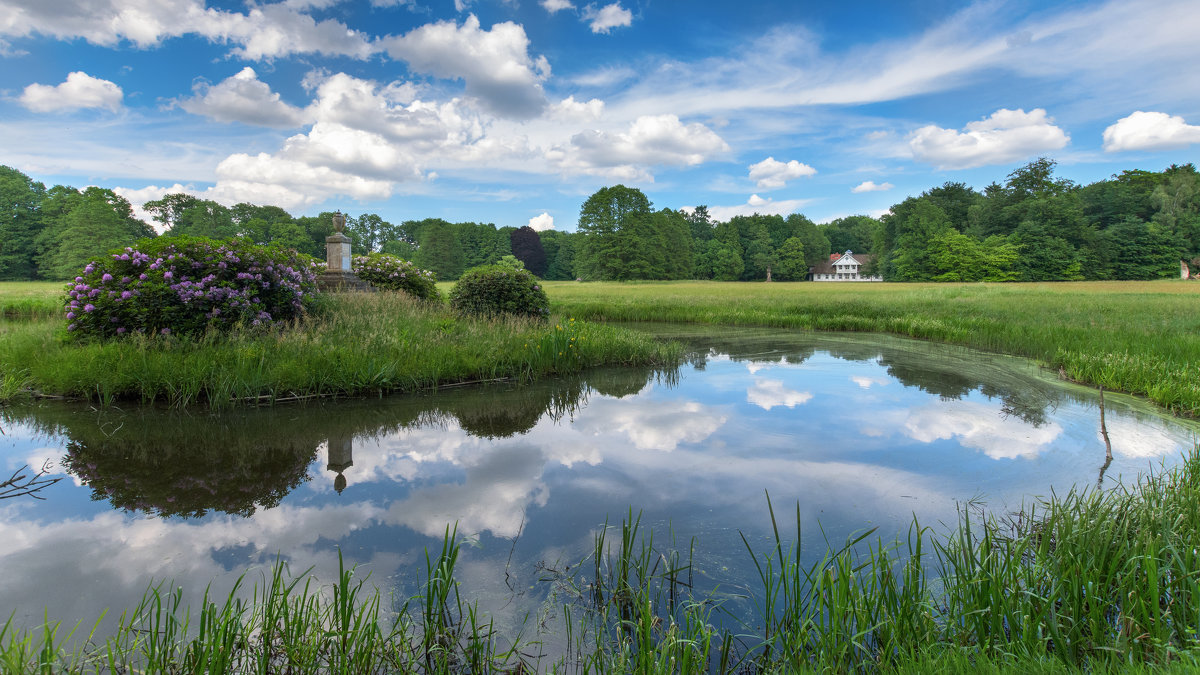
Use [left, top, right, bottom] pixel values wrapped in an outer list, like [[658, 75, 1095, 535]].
[[1, 0, 1199, 232]]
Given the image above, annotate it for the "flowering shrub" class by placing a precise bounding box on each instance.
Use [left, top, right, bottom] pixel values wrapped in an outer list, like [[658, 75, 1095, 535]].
[[351, 253, 440, 300], [449, 264, 549, 319], [65, 236, 318, 339]]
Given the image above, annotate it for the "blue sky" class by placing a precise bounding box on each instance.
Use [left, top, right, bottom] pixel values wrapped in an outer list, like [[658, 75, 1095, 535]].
[[1, 0, 1198, 231]]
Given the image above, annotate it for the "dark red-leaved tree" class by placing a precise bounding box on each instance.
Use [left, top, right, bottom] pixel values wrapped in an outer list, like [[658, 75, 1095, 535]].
[[510, 225, 548, 277]]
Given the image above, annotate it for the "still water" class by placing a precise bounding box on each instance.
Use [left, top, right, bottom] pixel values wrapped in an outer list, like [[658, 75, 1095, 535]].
[[2, 327, 1198, 639]]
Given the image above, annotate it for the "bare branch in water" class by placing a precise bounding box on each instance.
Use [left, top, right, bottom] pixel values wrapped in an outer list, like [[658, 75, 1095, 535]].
[[0, 460, 62, 500]]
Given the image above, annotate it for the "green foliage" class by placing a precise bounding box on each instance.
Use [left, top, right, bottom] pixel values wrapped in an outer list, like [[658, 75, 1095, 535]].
[[351, 253, 440, 300], [449, 264, 549, 319], [36, 187, 155, 280], [65, 236, 317, 340], [575, 185, 653, 280], [416, 220, 466, 280], [0, 166, 46, 280], [773, 236, 808, 280]]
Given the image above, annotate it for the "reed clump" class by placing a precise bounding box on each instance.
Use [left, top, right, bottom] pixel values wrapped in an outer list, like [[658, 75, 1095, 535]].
[[9, 450, 1200, 672], [0, 291, 680, 408]]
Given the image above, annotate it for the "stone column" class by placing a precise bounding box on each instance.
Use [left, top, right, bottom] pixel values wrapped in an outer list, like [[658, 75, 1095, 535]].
[[316, 211, 372, 292]]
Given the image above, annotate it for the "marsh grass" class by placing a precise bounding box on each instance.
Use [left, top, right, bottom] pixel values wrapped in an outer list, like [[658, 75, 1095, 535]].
[[0, 291, 679, 407], [7, 450, 1200, 672], [543, 280, 1200, 417]]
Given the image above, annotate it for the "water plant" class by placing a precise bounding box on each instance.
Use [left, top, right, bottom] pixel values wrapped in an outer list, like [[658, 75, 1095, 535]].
[[63, 236, 317, 340]]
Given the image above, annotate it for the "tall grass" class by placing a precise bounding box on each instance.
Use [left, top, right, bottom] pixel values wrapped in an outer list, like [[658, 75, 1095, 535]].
[[0, 291, 680, 408], [7, 450, 1200, 672], [544, 280, 1200, 417]]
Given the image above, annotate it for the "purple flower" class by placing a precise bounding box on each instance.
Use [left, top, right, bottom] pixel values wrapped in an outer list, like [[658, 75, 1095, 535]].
[[116, 327, 126, 334], [66, 311, 76, 319], [84, 304, 95, 312], [102, 273, 113, 282], [121, 291, 132, 299], [161, 328, 171, 335], [164, 271, 173, 280]]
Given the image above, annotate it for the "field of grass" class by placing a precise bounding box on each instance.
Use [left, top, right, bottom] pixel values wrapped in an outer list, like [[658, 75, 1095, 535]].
[[543, 280, 1200, 417], [6, 448, 1200, 673], [0, 287, 679, 407]]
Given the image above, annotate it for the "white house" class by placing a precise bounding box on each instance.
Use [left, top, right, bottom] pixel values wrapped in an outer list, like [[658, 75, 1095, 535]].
[[809, 250, 881, 282]]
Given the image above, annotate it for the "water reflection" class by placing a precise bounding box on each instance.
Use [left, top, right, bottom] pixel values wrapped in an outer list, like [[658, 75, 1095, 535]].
[[1, 328, 1198, 646]]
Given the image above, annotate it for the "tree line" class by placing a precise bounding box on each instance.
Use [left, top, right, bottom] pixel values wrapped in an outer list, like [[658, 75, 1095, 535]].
[[2, 158, 1196, 282]]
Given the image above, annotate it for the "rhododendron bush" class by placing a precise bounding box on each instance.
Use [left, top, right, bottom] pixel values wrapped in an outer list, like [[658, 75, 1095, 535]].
[[65, 236, 318, 339]]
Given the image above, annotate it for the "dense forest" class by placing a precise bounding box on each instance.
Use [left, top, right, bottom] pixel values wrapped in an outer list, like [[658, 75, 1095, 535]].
[[2, 158, 1196, 283]]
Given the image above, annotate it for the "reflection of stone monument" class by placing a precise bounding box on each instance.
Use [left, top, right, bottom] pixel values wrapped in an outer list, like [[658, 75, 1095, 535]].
[[326, 433, 354, 494], [316, 211, 372, 292]]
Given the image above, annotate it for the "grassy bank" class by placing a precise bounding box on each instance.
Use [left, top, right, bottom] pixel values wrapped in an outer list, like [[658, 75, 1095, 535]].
[[0, 290, 679, 407], [543, 280, 1200, 417], [6, 449, 1200, 673]]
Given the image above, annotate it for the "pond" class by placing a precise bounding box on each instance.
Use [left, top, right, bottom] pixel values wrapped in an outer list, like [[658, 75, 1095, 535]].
[[2, 327, 1198, 645]]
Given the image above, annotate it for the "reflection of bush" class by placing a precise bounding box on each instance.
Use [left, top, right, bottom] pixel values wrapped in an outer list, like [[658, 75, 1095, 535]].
[[63, 439, 314, 518], [441, 376, 592, 439]]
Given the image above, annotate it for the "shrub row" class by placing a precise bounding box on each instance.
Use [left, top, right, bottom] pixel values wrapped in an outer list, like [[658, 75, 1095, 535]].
[[65, 240, 550, 341]]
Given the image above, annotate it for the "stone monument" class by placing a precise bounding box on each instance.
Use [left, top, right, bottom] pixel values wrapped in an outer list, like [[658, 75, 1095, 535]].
[[316, 211, 372, 292], [326, 432, 354, 495]]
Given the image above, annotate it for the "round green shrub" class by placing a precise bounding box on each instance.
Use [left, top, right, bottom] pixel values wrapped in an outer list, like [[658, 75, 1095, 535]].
[[449, 264, 549, 319], [351, 253, 440, 301], [65, 236, 318, 339]]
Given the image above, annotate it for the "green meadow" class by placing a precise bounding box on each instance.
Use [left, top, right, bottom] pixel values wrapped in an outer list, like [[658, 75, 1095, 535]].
[[0, 283, 678, 407]]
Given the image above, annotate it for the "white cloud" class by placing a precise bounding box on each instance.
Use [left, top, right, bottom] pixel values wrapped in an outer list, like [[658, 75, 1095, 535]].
[[19, 72, 122, 112], [550, 95, 604, 120], [550, 114, 728, 180], [747, 157, 816, 190], [583, 2, 632, 33], [851, 180, 893, 193], [851, 375, 890, 389], [705, 194, 813, 221], [904, 400, 1062, 460], [0, 0, 373, 60], [528, 212, 555, 231], [746, 378, 812, 410], [381, 15, 549, 119], [540, 0, 575, 12], [1102, 111, 1200, 152], [213, 151, 396, 209], [176, 67, 310, 128], [908, 108, 1069, 169]]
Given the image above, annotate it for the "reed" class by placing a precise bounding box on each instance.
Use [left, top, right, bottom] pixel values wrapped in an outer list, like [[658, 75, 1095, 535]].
[[7, 449, 1200, 672], [543, 280, 1200, 417]]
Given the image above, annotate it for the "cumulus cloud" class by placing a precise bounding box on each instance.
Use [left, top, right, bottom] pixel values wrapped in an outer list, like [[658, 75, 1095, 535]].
[[528, 212, 555, 231], [583, 2, 632, 33], [0, 0, 373, 60], [541, 0, 575, 12], [703, 194, 813, 221], [176, 67, 310, 127], [550, 114, 728, 180], [19, 71, 122, 112], [851, 180, 893, 193], [747, 157, 816, 190], [908, 108, 1069, 169], [381, 15, 549, 119], [1102, 111, 1200, 152], [550, 95, 604, 120]]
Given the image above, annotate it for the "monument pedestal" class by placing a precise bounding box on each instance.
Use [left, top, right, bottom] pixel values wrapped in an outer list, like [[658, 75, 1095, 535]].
[[316, 229, 373, 292]]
